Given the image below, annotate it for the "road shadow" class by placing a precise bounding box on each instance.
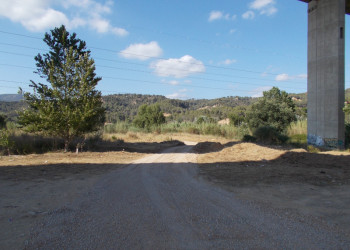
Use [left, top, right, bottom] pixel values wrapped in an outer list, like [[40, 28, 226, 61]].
[[88, 140, 186, 153], [1, 149, 349, 185]]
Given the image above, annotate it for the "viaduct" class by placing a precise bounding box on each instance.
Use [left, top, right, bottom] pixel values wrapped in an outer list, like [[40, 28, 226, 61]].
[[298, 0, 347, 148]]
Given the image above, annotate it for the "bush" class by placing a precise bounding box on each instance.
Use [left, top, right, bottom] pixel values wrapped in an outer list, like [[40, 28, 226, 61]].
[[9, 134, 64, 155], [345, 123, 350, 148], [242, 135, 257, 142], [253, 126, 289, 144], [133, 104, 165, 129], [307, 145, 320, 153], [246, 87, 296, 133], [203, 124, 222, 136], [104, 122, 129, 134], [185, 126, 200, 135], [0, 114, 6, 129], [288, 134, 307, 146]]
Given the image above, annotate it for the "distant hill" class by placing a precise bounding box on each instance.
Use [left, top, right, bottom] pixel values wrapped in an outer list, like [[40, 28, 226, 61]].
[[103, 94, 256, 123], [0, 94, 23, 102], [1, 88, 349, 123]]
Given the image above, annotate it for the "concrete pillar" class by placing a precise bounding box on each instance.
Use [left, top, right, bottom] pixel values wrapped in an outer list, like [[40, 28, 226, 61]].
[[306, 0, 345, 148]]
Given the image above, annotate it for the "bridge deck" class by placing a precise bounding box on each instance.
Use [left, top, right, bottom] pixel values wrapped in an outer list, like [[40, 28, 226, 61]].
[[298, 0, 350, 14]]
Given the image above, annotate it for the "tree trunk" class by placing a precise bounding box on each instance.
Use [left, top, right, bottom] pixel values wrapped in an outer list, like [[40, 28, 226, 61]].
[[64, 139, 69, 153]]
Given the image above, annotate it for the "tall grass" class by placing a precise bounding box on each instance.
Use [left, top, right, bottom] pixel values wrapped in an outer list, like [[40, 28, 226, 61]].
[[104, 121, 248, 140], [287, 120, 307, 136]]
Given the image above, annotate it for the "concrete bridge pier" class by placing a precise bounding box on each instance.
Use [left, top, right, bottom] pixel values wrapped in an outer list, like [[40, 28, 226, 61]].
[[299, 0, 346, 148]]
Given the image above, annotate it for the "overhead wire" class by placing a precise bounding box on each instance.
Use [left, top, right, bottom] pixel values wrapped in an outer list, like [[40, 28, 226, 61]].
[[0, 29, 316, 94], [0, 61, 307, 91], [0, 42, 308, 86], [0, 30, 306, 77]]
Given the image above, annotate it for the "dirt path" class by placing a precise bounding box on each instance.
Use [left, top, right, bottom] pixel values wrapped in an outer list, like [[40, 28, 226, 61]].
[[25, 143, 350, 249]]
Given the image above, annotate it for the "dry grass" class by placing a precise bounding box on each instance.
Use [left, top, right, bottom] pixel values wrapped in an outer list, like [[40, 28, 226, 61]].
[[0, 151, 145, 167], [197, 142, 295, 163], [105, 132, 235, 144], [197, 142, 350, 187]]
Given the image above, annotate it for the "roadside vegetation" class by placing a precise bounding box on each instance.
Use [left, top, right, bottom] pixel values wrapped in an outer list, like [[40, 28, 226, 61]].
[[2, 25, 350, 155]]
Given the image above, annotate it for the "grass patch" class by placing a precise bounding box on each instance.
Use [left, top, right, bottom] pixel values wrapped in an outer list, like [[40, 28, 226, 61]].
[[288, 120, 307, 136]]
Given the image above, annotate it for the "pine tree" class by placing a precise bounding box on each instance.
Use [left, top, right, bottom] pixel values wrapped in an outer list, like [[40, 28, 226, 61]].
[[19, 26, 105, 152]]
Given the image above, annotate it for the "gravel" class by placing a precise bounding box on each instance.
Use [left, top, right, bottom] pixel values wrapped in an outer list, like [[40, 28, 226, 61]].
[[25, 143, 350, 249]]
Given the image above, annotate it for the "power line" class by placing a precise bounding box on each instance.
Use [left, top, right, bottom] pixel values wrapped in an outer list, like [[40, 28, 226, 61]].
[[0, 43, 308, 85], [0, 22, 304, 60], [0, 30, 304, 77], [0, 62, 307, 91], [0, 79, 276, 96]]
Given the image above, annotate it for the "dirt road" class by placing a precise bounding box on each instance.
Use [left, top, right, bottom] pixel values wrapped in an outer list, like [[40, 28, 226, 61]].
[[25, 143, 350, 249]]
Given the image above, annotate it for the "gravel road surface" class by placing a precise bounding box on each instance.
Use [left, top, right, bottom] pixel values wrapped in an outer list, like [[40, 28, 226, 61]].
[[26, 142, 350, 249]]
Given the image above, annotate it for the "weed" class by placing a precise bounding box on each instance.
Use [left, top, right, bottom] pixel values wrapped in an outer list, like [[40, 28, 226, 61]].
[[253, 126, 288, 144], [307, 145, 320, 153]]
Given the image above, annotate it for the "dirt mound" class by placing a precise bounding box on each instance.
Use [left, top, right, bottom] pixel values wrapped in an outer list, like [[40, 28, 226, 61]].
[[193, 142, 224, 153]]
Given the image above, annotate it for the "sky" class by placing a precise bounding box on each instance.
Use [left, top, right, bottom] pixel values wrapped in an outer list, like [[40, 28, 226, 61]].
[[0, 0, 349, 99]]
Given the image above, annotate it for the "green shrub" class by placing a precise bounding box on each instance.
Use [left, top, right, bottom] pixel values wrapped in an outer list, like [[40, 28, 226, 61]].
[[9, 134, 64, 154], [345, 123, 350, 148], [133, 104, 165, 129], [185, 126, 200, 135], [0, 129, 14, 155], [203, 124, 222, 136], [288, 134, 307, 145], [237, 123, 250, 139], [104, 122, 130, 134], [307, 145, 320, 153], [246, 87, 296, 133], [242, 134, 257, 142], [253, 126, 288, 144], [0, 114, 6, 129]]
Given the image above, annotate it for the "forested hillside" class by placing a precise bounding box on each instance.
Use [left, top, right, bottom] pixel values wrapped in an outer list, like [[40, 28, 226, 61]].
[[103, 94, 256, 123], [1, 88, 348, 123], [0, 94, 23, 102]]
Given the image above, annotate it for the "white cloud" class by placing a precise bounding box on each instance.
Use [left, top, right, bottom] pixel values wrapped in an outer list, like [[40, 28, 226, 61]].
[[120, 41, 163, 61], [248, 0, 277, 16], [229, 29, 237, 34], [260, 6, 277, 16], [111, 27, 129, 37], [251, 86, 272, 97], [297, 74, 307, 79], [249, 0, 274, 10], [209, 11, 223, 22], [220, 59, 237, 65], [0, 0, 69, 31], [0, 0, 128, 36], [169, 80, 179, 85], [208, 10, 236, 22], [275, 73, 308, 82], [166, 89, 189, 100], [275, 73, 290, 82], [151, 55, 205, 78], [162, 79, 180, 85], [242, 11, 255, 20]]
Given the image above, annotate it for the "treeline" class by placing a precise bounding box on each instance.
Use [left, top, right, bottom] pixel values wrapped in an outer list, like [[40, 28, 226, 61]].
[[0, 91, 312, 123], [103, 94, 257, 123]]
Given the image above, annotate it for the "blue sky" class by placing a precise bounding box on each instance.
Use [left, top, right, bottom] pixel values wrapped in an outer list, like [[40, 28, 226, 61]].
[[0, 0, 349, 99]]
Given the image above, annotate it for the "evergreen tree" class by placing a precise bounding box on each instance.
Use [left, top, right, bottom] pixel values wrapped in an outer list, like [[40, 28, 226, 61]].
[[246, 87, 296, 133], [19, 26, 105, 152]]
